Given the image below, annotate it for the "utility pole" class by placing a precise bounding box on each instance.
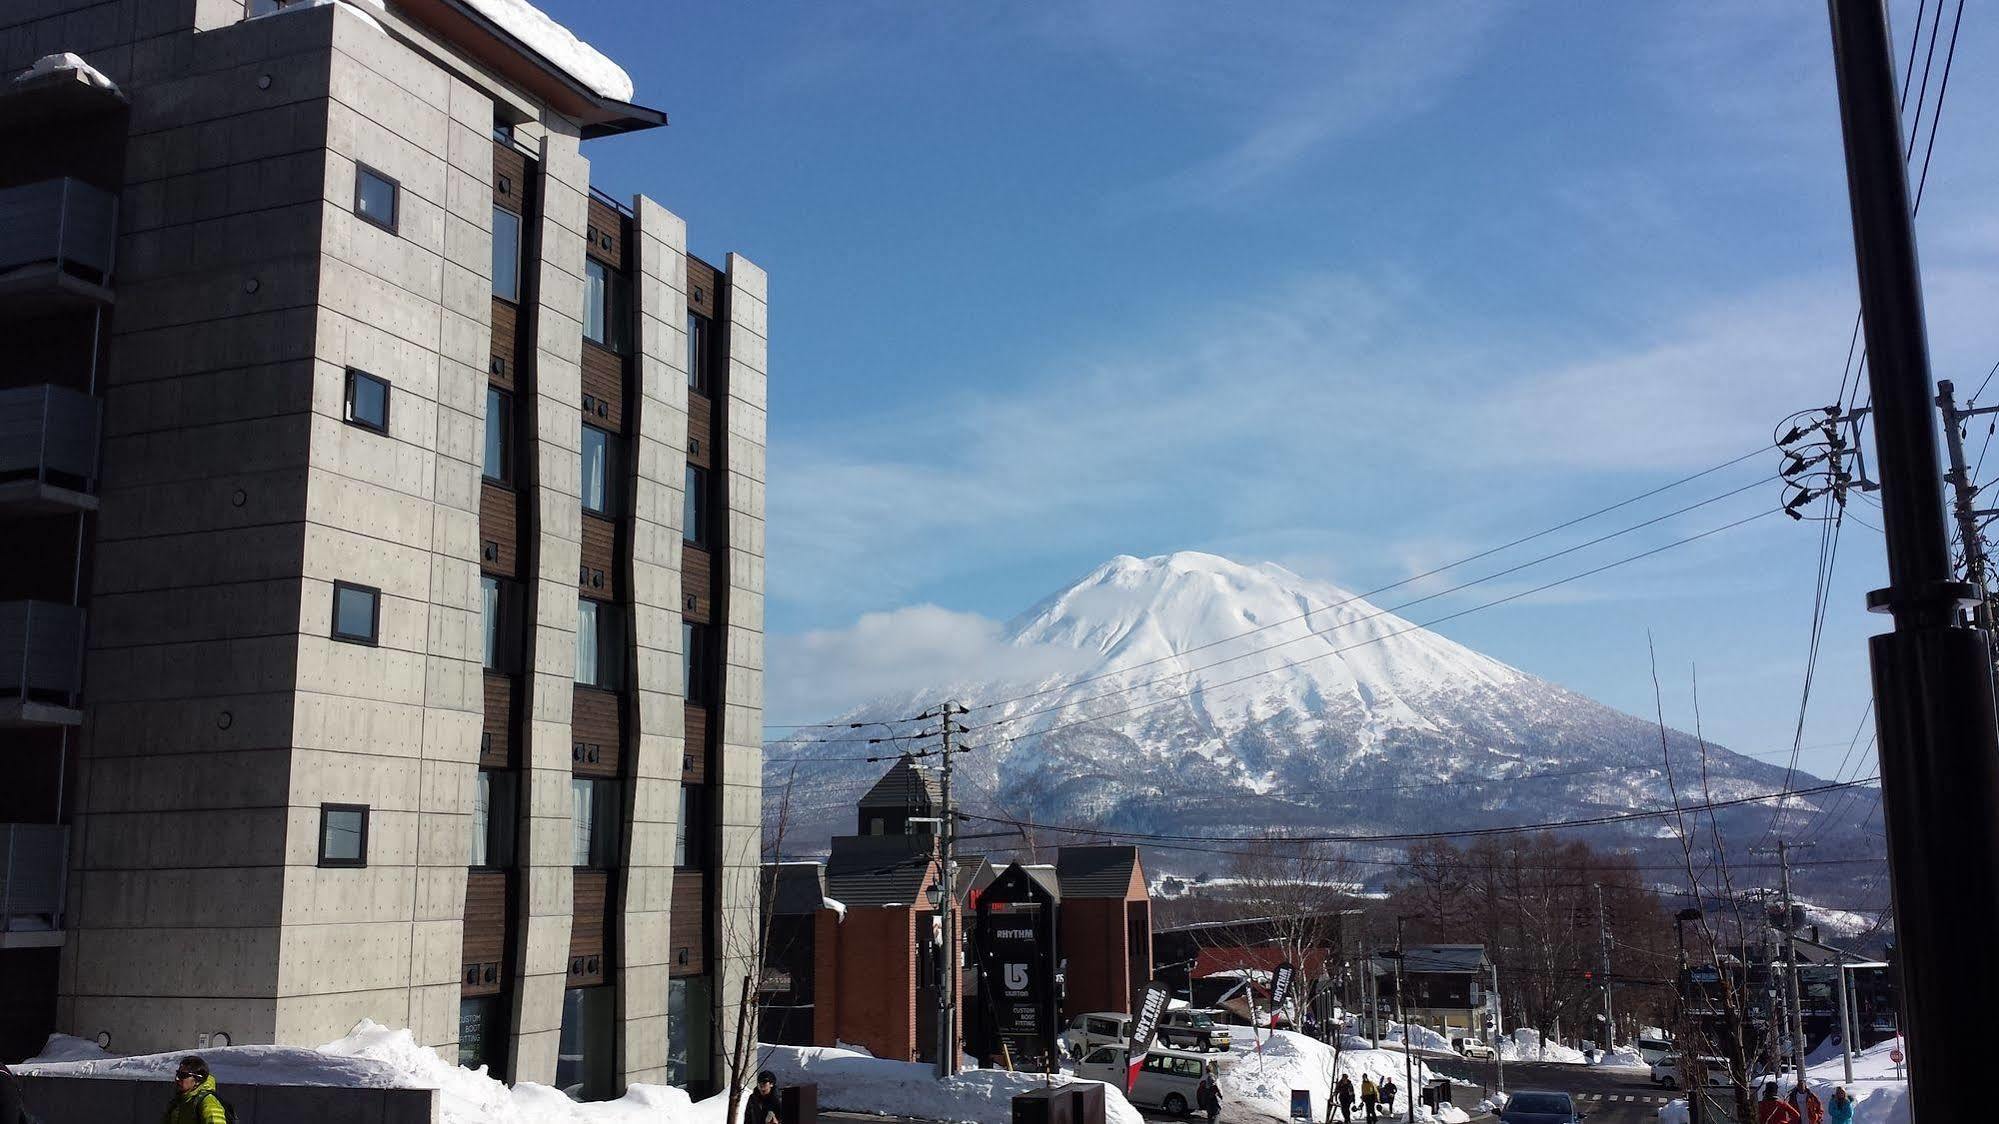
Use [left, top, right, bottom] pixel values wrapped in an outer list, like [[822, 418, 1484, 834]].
[[1594, 884, 1615, 1049], [1752, 841, 1813, 1084], [1831, 944, 1855, 1085], [921, 701, 969, 1079], [1490, 960, 1505, 1098], [1826, 1, 1999, 1118], [1395, 917, 1415, 1124], [1935, 379, 1999, 633]]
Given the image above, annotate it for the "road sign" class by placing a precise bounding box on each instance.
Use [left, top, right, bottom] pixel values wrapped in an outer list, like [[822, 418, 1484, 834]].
[[1890, 1048, 1904, 1063]]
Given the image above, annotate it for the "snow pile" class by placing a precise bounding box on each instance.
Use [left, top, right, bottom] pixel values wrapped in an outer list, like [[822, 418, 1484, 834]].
[[1495, 1028, 1585, 1064], [1379, 1021, 1454, 1053], [13, 52, 118, 91], [1661, 1040, 1911, 1124], [1217, 1031, 1461, 1123], [1593, 1044, 1648, 1068], [23, 1021, 735, 1124], [462, 0, 635, 102], [762, 1044, 1144, 1124]]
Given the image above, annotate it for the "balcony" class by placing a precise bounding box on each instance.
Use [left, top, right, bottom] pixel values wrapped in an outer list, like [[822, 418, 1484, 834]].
[[0, 385, 101, 514], [0, 601, 85, 727], [0, 823, 69, 948], [0, 178, 117, 315]]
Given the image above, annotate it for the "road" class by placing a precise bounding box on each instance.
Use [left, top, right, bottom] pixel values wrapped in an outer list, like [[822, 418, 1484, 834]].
[[1423, 1056, 1675, 1123]]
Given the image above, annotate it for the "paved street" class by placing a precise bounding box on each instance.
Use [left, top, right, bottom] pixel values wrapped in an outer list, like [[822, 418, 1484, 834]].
[[1424, 1057, 1673, 1123]]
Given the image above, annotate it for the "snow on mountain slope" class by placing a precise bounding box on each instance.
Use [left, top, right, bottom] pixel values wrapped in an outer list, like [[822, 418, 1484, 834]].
[[770, 552, 1881, 893]]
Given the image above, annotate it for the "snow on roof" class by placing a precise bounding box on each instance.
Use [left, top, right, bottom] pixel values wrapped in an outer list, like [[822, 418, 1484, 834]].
[[463, 0, 635, 102], [14, 52, 119, 92]]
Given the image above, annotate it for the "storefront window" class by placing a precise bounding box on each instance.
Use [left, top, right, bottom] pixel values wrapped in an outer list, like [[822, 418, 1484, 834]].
[[668, 975, 713, 1090], [557, 985, 616, 1101]]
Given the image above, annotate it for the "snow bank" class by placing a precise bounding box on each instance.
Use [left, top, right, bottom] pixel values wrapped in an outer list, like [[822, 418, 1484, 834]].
[[13, 52, 118, 91], [1379, 1021, 1454, 1053], [462, 0, 635, 102], [1496, 1028, 1585, 1064], [1217, 1031, 1460, 1124], [1662, 1041, 1911, 1124], [23, 1021, 736, 1124], [1592, 1044, 1647, 1069], [762, 1044, 1144, 1124]]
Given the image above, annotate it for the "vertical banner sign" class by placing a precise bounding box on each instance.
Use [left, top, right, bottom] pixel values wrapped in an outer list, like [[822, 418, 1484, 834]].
[[1258, 961, 1296, 1054], [974, 864, 1060, 1070], [1126, 980, 1172, 1092]]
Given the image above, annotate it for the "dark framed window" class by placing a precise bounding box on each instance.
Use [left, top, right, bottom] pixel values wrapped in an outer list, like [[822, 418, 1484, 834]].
[[683, 463, 708, 546], [667, 976, 712, 1088], [570, 776, 620, 869], [574, 599, 624, 689], [581, 425, 616, 515], [686, 312, 711, 394], [481, 576, 522, 673], [318, 803, 369, 867], [344, 368, 390, 433], [675, 784, 706, 868], [492, 118, 515, 144], [471, 769, 517, 869], [331, 582, 380, 645], [583, 259, 630, 353], [557, 984, 617, 1101], [493, 206, 522, 302], [484, 387, 513, 483], [683, 621, 709, 706], [354, 164, 399, 233], [460, 995, 508, 1072]]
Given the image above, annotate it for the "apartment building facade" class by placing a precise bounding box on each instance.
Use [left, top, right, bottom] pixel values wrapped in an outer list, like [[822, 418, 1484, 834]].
[[0, 0, 765, 1100]]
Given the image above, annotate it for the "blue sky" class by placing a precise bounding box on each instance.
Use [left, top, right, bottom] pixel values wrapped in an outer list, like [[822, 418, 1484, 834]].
[[569, 1, 1999, 781]]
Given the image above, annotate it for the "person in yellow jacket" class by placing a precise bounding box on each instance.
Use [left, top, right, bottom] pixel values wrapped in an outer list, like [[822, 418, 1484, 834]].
[[161, 1056, 229, 1124], [1360, 1075, 1380, 1124]]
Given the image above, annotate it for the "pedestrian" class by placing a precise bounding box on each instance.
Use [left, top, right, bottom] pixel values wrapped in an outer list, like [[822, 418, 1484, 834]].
[[1756, 1083, 1802, 1124], [1360, 1075, 1379, 1124], [1788, 1083, 1823, 1124], [1334, 1075, 1355, 1124], [1197, 1063, 1222, 1124], [746, 1070, 783, 1124], [161, 1057, 228, 1124], [1379, 1076, 1396, 1116], [1825, 1087, 1853, 1124]]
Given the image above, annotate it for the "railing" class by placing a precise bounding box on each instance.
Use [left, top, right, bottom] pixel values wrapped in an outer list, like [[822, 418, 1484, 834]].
[[588, 184, 633, 218], [0, 178, 118, 283], [0, 602, 86, 707], [0, 823, 68, 935], [0, 385, 101, 494]]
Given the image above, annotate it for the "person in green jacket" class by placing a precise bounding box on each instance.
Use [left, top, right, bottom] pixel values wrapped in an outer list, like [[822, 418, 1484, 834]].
[[161, 1056, 227, 1124]]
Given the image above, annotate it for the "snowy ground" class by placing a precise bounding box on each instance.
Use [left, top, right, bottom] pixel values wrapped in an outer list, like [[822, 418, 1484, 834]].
[[1494, 1028, 1587, 1065], [1656, 1037, 1908, 1124], [763, 1044, 1144, 1124], [1210, 1030, 1466, 1124]]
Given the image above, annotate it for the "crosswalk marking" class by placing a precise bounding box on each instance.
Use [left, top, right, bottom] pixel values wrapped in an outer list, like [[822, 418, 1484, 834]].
[[1576, 1093, 1671, 1104]]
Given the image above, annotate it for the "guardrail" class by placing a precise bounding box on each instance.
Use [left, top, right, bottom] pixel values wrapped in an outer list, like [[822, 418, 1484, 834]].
[[1, 823, 68, 935], [0, 601, 87, 706], [0, 177, 118, 283], [0, 384, 101, 494]]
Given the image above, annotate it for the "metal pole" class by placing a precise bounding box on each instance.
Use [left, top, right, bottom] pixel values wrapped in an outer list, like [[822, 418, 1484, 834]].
[[1396, 919, 1413, 1124], [1832, 947, 1855, 1085], [1936, 380, 1998, 632], [1596, 884, 1615, 1048], [1827, 1, 1999, 1118], [1778, 845, 1807, 1085], [1490, 961, 1505, 1098]]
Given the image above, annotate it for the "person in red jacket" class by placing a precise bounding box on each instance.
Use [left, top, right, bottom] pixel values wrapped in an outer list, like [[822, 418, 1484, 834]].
[[1789, 1083, 1824, 1124], [1757, 1083, 1803, 1124]]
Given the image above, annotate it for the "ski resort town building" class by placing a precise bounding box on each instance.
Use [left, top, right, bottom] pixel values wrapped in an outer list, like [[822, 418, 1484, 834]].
[[0, 0, 767, 1100]]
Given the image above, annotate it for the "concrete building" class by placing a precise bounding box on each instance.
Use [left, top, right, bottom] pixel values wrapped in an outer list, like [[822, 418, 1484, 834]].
[[0, 0, 765, 1100]]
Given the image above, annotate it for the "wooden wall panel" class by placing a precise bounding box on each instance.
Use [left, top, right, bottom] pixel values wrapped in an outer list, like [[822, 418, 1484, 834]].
[[488, 300, 517, 391], [670, 871, 706, 977], [569, 869, 609, 986], [571, 687, 622, 778], [493, 143, 527, 205], [481, 672, 516, 768], [682, 705, 708, 784], [580, 344, 624, 433], [585, 198, 627, 268], [480, 482, 520, 578], [682, 545, 712, 622], [687, 391, 713, 468], [686, 257, 719, 318], [579, 514, 616, 599], [461, 871, 508, 998]]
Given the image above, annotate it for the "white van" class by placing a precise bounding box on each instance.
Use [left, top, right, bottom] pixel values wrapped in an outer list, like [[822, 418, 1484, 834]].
[[1635, 1036, 1673, 1065], [1074, 1045, 1228, 1115]]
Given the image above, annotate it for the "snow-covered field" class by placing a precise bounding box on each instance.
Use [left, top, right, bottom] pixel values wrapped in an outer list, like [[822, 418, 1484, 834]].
[[1657, 1037, 1909, 1124]]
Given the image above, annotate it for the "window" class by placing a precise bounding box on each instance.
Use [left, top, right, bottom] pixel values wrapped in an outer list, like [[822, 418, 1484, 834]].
[[354, 164, 399, 233], [675, 784, 706, 868], [583, 259, 630, 353], [571, 777, 619, 869], [683, 463, 707, 546], [493, 207, 522, 302], [344, 368, 390, 433], [575, 599, 624, 689], [682, 621, 709, 705], [318, 804, 369, 867], [459, 995, 508, 1072], [470, 770, 518, 869], [686, 312, 711, 394], [492, 118, 515, 144], [581, 425, 616, 515], [556, 985, 616, 1101], [667, 976, 712, 1088], [484, 387, 513, 483], [331, 582, 380, 645], [481, 577, 522, 673]]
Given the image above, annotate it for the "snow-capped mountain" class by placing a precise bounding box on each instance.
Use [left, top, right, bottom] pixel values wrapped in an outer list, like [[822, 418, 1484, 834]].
[[769, 551, 1882, 901]]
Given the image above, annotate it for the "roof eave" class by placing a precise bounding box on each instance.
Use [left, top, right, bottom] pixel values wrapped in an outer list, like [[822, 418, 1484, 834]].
[[405, 0, 668, 137]]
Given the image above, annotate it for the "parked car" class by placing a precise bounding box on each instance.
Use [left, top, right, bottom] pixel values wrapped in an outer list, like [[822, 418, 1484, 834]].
[[1496, 1090, 1583, 1124], [1075, 1045, 1229, 1114], [1159, 1008, 1232, 1053], [1635, 1036, 1673, 1065], [1454, 1036, 1497, 1059], [1649, 1055, 1732, 1089], [1060, 1012, 1133, 1059]]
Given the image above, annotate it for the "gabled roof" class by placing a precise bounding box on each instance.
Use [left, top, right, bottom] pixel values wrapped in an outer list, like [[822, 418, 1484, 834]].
[[1056, 845, 1144, 900], [763, 862, 828, 916], [858, 755, 947, 812], [955, 857, 995, 905], [1021, 863, 1062, 903], [1392, 945, 1489, 974], [824, 833, 938, 908]]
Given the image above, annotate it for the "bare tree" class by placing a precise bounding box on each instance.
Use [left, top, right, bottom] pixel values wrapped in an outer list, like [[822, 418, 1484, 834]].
[[1190, 830, 1354, 1032], [721, 765, 798, 1124]]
